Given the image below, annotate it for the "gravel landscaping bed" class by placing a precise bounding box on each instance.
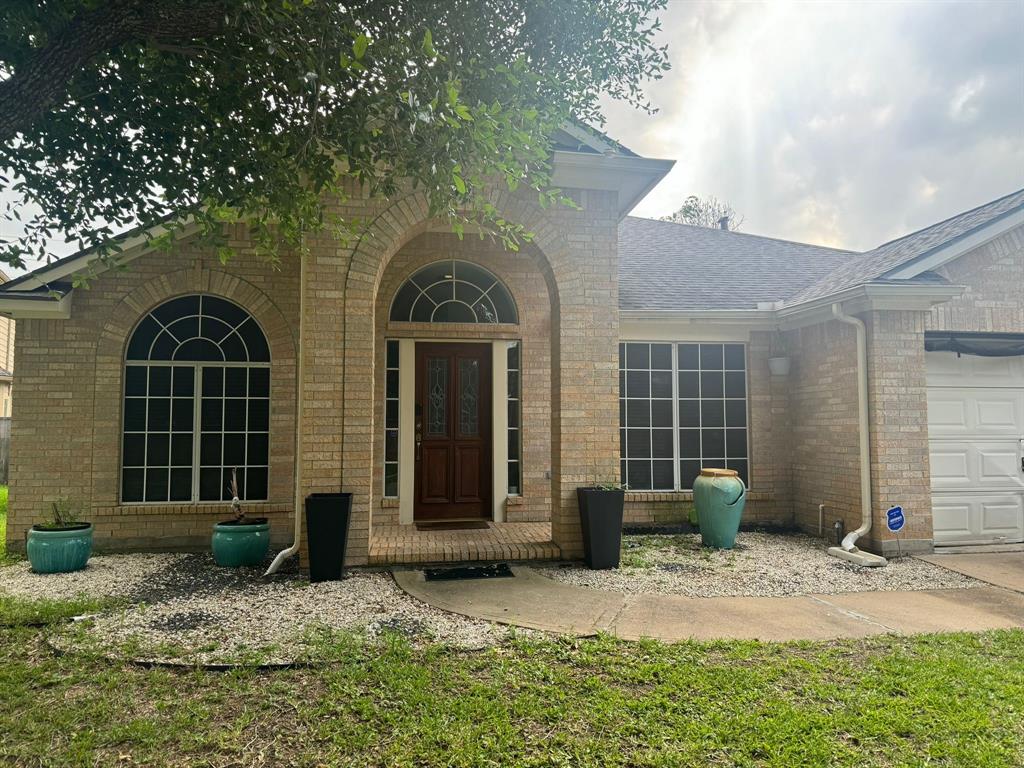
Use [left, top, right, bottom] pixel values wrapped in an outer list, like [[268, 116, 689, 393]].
[[539, 532, 978, 597], [0, 554, 534, 665]]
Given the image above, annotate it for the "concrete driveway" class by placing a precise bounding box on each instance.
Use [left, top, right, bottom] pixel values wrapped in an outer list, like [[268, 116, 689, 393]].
[[919, 551, 1024, 593]]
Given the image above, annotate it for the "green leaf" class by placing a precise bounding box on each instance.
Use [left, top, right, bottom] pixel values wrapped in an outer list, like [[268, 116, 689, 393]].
[[353, 33, 369, 60], [452, 174, 466, 194], [454, 104, 473, 121], [422, 29, 436, 58]]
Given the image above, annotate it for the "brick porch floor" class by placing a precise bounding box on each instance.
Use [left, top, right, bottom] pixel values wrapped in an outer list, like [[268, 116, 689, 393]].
[[368, 522, 560, 565]]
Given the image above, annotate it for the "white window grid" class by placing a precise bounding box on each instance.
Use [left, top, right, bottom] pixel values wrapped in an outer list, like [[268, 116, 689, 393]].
[[619, 341, 750, 491], [507, 342, 521, 495], [388, 259, 518, 324], [121, 360, 270, 504], [383, 340, 400, 497]]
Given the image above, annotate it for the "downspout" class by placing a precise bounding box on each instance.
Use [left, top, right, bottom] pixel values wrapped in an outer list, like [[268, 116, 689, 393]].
[[264, 252, 307, 576], [827, 303, 887, 567]]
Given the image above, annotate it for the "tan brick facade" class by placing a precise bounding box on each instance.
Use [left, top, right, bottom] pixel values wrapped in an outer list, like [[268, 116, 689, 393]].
[[7, 230, 300, 551], [5, 182, 1019, 562], [6, 182, 622, 563]]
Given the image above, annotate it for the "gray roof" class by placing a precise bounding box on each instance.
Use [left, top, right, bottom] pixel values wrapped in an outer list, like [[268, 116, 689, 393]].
[[787, 187, 1024, 305], [617, 217, 855, 311]]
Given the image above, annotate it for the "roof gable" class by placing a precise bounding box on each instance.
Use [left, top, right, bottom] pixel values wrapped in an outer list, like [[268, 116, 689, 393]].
[[786, 187, 1024, 305]]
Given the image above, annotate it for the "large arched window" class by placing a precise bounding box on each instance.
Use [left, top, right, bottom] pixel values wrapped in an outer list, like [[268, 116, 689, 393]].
[[121, 294, 270, 503], [389, 260, 518, 324]]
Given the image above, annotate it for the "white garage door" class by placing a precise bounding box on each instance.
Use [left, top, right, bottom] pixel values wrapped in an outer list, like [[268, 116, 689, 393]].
[[926, 351, 1024, 546]]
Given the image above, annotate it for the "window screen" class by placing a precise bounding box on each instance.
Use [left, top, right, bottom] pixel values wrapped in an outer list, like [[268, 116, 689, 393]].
[[507, 342, 522, 495], [619, 342, 749, 490], [122, 295, 271, 503], [383, 340, 400, 497]]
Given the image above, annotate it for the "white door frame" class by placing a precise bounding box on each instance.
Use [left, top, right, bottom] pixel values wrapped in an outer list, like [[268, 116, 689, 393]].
[[396, 338, 512, 524]]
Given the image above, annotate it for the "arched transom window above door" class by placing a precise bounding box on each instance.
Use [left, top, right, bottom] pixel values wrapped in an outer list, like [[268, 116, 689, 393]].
[[121, 294, 270, 504], [389, 260, 518, 324]]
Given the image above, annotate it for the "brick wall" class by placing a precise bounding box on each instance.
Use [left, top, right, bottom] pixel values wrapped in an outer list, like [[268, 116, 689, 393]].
[[785, 319, 862, 539], [865, 310, 933, 554], [928, 224, 1024, 333], [7, 229, 300, 552], [6, 180, 622, 562]]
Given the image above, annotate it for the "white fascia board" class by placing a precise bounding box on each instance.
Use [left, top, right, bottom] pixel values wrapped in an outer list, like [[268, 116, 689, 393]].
[[7, 219, 200, 293], [550, 151, 674, 218], [884, 207, 1024, 279], [619, 309, 777, 327], [0, 291, 74, 319], [776, 282, 966, 330]]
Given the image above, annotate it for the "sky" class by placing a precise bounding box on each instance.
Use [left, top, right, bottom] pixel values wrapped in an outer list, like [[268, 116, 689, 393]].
[[602, 0, 1024, 250]]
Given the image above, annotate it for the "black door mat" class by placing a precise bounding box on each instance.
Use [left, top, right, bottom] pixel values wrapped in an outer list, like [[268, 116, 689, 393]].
[[423, 563, 514, 581], [415, 520, 490, 531]]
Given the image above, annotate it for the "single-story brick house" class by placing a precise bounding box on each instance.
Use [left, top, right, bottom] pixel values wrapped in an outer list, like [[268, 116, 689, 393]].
[[1, 126, 1021, 565]]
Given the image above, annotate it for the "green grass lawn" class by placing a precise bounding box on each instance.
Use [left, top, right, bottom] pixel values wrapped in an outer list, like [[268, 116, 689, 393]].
[[0, 596, 1021, 767]]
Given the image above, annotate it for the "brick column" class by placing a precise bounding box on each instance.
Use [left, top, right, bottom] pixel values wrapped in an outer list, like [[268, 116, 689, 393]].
[[866, 309, 934, 554]]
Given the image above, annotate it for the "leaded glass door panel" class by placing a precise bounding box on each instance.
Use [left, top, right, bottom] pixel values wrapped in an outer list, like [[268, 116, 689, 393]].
[[414, 342, 492, 520]]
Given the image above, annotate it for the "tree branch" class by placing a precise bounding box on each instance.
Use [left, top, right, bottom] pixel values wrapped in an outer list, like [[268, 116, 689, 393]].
[[0, 0, 230, 142]]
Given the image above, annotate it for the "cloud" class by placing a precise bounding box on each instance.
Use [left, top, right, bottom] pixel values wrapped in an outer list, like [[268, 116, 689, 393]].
[[603, 0, 1024, 251]]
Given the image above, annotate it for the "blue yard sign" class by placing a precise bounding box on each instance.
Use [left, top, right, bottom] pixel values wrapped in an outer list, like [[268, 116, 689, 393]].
[[886, 506, 905, 533]]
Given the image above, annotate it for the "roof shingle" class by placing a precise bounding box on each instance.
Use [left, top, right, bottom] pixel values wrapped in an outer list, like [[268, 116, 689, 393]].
[[617, 217, 854, 311], [786, 187, 1024, 305]]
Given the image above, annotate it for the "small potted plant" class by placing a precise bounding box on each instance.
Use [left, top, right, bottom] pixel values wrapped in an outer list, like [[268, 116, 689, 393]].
[[576, 481, 627, 569], [211, 469, 270, 568], [27, 497, 93, 574]]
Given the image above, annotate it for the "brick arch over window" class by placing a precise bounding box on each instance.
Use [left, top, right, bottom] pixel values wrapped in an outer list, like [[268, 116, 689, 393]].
[[338, 186, 606, 556], [92, 268, 297, 506]]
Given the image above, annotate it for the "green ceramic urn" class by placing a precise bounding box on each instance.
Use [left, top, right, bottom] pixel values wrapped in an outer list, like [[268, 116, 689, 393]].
[[693, 468, 747, 549]]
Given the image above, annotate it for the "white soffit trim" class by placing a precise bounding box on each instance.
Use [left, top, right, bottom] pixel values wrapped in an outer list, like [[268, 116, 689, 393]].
[[5, 219, 200, 293], [884, 207, 1024, 280], [0, 291, 73, 319], [550, 151, 674, 219], [776, 282, 966, 330]]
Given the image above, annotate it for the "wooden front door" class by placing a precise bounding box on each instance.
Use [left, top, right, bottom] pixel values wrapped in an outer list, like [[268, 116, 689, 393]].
[[414, 342, 492, 520]]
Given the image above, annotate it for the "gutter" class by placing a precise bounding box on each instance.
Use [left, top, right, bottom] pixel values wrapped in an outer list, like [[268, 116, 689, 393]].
[[827, 303, 887, 567], [264, 251, 307, 576]]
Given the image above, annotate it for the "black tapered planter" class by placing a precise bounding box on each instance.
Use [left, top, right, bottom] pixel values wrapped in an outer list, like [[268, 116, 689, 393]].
[[576, 487, 625, 569], [305, 492, 352, 582]]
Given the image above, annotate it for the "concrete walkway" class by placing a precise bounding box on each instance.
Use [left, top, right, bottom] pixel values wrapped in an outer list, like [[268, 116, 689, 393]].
[[393, 554, 1024, 642]]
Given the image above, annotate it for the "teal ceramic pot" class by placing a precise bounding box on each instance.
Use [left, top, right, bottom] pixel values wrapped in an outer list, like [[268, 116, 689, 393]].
[[693, 469, 747, 549], [211, 519, 270, 567], [27, 523, 94, 574]]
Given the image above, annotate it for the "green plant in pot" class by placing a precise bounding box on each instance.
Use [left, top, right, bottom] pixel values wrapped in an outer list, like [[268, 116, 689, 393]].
[[27, 497, 93, 574], [211, 469, 270, 568]]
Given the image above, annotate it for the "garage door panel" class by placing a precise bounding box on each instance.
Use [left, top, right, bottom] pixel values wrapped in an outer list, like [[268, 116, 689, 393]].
[[932, 500, 972, 543], [926, 390, 1024, 436], [933, 494, 1024, 545], [930, 441, 1024, 490], [926, 352, 1024, 387], [929, 447, 970, 487]]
